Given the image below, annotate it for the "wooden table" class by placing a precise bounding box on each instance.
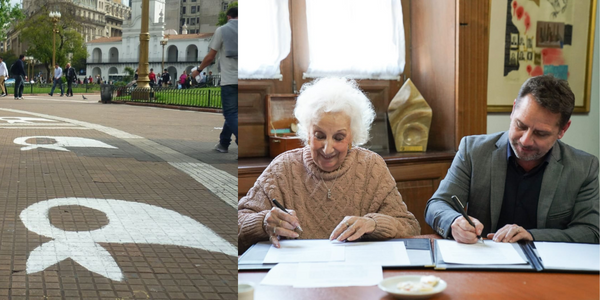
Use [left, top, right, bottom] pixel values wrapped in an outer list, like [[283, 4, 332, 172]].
[[238, 236, 599, 299], [239, 269, 599, 300]]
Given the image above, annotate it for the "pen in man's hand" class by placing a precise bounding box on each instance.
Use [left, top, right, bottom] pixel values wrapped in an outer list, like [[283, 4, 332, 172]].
[[271, 199, 303, 232], [451, 195, 483, 243]]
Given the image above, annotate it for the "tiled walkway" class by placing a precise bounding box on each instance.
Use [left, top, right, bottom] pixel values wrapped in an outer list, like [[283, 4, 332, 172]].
[[0, 94, 237, 299]]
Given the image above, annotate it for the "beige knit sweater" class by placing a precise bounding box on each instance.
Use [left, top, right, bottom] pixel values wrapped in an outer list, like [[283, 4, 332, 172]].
[[238, 146, 421, 253]]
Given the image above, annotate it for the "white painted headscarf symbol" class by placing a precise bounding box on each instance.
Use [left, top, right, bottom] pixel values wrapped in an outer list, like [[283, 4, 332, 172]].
[[20, 198, 237, 281], [14, 136, 117, 151]]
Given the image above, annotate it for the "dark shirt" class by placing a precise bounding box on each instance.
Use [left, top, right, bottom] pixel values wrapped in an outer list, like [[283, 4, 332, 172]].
[[11, 60, 26, 77], [498, 143, 552, 230]]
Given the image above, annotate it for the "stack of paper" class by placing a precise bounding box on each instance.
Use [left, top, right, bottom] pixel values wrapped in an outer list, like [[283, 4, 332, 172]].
[[260, 240, 410, 288]]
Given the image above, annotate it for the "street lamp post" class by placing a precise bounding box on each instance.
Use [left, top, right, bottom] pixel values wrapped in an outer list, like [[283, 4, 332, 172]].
[[136, 0, 150, 89], [26, 56, 35, 82], [160, 36, 168, 74], [49, 11, 61, 70]]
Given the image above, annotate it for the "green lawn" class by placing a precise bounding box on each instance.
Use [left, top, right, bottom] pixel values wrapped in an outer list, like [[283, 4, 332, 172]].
[[6, 83, 101, 95]]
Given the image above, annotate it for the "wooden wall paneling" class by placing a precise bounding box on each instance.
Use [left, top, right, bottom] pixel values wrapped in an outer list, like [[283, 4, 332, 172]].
[[456, 0, 489, 144], [401, 0, 411, 83], [410, 0, 457, 151], [397, 180, 437, 235], [389, 161, 452, 235], [238, 81, 275, 157], [290, 0, 310, 91]]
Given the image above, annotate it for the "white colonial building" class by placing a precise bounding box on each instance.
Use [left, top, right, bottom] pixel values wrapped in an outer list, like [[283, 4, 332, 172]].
[[86, 0, 217, 83]]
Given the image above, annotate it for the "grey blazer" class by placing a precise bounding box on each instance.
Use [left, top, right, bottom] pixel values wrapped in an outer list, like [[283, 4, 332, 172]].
[[425, 131, 599, 243]]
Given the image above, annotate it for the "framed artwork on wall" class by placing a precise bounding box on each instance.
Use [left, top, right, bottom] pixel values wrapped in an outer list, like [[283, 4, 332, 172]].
[[487, 0, 597, 113]]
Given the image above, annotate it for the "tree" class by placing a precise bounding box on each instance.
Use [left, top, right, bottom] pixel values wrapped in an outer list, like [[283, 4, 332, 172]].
[[17, 6, 88, 80], [123, 66, 134, 83], [0, 51, 18, 75], [217, 1, 237, 26], [0, 0, 24, 42]]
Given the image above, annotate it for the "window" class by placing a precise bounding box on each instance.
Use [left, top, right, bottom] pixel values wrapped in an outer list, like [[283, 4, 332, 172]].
[[239, 0, 290, 79], [222, 2, 228, 11], [304, 0, 405, 79], [183, 7, 186, 14], [196, 17, 199, 23], [191, 18, 196, 25], [191, 6, 196, 13]]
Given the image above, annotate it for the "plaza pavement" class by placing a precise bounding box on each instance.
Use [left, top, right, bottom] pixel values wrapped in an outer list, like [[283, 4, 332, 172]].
[[0, 94, 237, 300]]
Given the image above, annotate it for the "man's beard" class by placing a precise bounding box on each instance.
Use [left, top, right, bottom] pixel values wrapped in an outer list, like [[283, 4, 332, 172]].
[[510, 140, 544, 161]]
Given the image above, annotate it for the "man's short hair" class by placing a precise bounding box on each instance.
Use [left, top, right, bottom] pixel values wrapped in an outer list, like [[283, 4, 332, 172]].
[[19, 55, 25, 59], [516, 74, 574, 129], [226, 7, 237, 18]]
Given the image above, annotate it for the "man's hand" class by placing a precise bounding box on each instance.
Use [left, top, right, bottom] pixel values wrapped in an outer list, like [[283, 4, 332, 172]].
[[487, 224, 533, 243], [451, 215, 484, 244]]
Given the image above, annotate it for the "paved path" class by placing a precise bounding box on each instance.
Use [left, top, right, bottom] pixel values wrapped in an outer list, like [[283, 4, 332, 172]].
[[0, 94, 237, 300]]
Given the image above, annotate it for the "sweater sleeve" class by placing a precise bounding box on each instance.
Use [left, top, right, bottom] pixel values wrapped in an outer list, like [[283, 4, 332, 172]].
[[363, 155, 421, 239], [238, 157, 288, 254], [238, 180, 271, 254]]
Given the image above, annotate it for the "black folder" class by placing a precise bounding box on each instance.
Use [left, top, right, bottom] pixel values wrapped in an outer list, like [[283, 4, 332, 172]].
[[238, 238, 434, 270], [433, 240, 599, 273]]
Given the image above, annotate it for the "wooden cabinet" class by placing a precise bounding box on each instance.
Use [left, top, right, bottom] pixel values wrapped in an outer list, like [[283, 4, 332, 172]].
[[238, 0, 490, 235]]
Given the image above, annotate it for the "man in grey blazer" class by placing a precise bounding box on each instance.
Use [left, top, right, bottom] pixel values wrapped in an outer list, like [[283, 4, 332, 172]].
[[425, 75, 598, 244]]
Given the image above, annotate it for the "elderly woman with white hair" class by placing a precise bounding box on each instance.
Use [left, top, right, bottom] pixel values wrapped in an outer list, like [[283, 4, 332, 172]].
[[238, 78, 421, 253]]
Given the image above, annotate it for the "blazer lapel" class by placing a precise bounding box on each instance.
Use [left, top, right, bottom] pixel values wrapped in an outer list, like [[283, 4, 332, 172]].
[[490, 132, 509, 232], [537, 143, 563, 229]]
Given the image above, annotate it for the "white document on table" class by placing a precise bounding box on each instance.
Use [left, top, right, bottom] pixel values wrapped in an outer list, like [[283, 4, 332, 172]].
[[263, 240, 345, 263], [343, 241, 411, 265], [261, 263, 298, 286], [294, 262, 383, 288], [437, 240, 527, 265], [261, 262, 383, 288], [534, 242, 600, 271]]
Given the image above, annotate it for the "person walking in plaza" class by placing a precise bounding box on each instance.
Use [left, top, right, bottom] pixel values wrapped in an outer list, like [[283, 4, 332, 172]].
[[65, 63, 76, 97], [48, 63, 64, 97], [149, 68, 156, 87], [193, 6, 238, 153], [179, 71, 187, 89], [161, 69, 171, 87], [10, 55, 26, 100], [0, 57, 8, 97]]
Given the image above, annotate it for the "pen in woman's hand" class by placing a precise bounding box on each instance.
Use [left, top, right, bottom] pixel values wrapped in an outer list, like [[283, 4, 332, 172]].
[[271, 199, 303, 232], [451, 195, 483, 243]]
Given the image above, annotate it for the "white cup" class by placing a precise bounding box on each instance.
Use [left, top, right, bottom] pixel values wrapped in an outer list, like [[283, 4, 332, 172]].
[[238, 281, 255, 300]]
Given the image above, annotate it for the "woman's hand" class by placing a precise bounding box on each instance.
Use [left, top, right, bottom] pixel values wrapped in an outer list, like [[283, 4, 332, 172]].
[[263, 207, 301, 248], [329, 216, 376, 242]]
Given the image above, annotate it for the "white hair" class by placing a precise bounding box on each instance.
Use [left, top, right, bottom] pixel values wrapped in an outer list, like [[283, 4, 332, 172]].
[[294, 77, 376, 146]]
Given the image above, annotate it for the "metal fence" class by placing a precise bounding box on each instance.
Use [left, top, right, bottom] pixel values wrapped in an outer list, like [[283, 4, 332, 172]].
[[111, 86, 222, 109]]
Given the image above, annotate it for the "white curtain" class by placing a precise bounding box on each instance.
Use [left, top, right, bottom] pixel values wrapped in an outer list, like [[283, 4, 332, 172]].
[[305, 0, 405, 79], [239, 0, 291, 79]]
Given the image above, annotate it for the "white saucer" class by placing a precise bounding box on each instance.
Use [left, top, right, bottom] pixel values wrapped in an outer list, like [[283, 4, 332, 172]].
[[378, 275, 447, 299]]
